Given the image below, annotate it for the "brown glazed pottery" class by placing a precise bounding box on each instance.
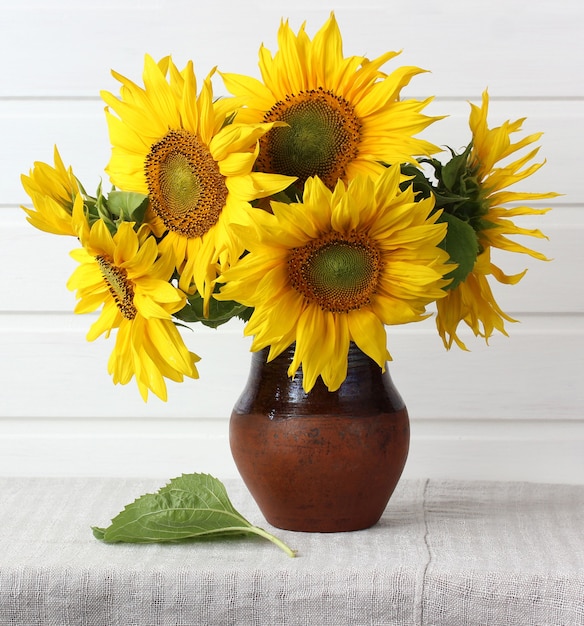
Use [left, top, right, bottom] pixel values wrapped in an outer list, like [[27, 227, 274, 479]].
[[229, 343, 410, 532]]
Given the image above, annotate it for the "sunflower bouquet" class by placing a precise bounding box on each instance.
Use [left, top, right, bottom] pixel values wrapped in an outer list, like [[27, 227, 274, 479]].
[[21, 13, 557, 401]]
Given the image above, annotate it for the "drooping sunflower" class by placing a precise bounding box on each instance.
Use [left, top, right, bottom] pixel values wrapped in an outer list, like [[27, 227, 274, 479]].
[[435, 90, 558, 349], [100, 55, 294, 310], [21, 146, 82, 236], [217, 165, 452, 392], [220, 12, 440, 194], [67, 215, 200, 401]]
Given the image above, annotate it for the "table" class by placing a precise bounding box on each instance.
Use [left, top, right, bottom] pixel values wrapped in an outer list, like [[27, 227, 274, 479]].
[[0, 477, 583, 625]]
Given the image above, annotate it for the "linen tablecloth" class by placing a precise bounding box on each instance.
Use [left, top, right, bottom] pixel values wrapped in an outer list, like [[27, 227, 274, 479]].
[[0, 477, 582, 625]]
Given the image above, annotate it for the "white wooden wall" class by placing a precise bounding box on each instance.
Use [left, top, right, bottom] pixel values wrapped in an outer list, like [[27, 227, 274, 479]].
[[1, 0, 583, 483]]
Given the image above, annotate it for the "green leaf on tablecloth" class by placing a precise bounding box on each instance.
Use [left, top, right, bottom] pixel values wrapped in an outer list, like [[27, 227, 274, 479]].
[[92, 473, 296, 557]]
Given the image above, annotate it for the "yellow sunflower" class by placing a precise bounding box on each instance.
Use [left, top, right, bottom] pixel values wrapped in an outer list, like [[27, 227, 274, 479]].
[[217, 165, 452, 392], [21, 146, 82, 236], [436, 90, 558, 349], [100, 54, 294, 311], [220, 12, 440, 194], [67, 215, 200, 401]]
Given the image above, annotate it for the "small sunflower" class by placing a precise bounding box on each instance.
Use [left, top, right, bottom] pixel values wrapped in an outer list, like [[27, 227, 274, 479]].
[[217, 165, 452, 392], [220, 13, 440, 194], [435, 90, 558, 349], [101, 55, 294, 311], [67, 217, 200, 401], [21, 146, 82, 236]]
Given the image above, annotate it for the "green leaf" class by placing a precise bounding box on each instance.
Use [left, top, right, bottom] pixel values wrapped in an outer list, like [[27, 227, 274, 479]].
[[92, 473, 296, 557], [174, 293, 252, 328], [106, 190, 149, 224], [436, 212, 479, 290]]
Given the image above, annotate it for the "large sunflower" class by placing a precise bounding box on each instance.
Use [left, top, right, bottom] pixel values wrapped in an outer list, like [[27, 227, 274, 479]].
[[217, 166, 452, 392], [21, 146, 82, 236], [220, 13, 440, 194], [67, 216, 200, 401], [435, 90, 558, 349], [100, 55, 293, 311]]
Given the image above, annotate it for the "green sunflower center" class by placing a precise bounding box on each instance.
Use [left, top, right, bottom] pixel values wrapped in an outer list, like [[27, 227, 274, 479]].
[[258, 87, 362, 190], [288, 231, 381, 312], [96, 255, 137, 320], [144, 129, 228, 238]]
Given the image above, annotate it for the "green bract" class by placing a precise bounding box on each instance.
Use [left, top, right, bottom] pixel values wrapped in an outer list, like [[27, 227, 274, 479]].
[[401, 143, 492, 290], [78, 180, 149, 235]]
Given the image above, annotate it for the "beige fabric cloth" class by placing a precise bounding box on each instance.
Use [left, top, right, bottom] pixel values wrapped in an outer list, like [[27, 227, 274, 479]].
[[0, 477, 582, 625]]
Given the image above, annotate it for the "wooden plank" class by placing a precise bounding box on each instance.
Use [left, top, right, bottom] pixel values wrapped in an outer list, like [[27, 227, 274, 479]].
[[0, 206, 579, 313], [2, 99, 577, 204], [0, 313, 582, 420], [0, 416, 582, 484], [1, 0, 582, 97]]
